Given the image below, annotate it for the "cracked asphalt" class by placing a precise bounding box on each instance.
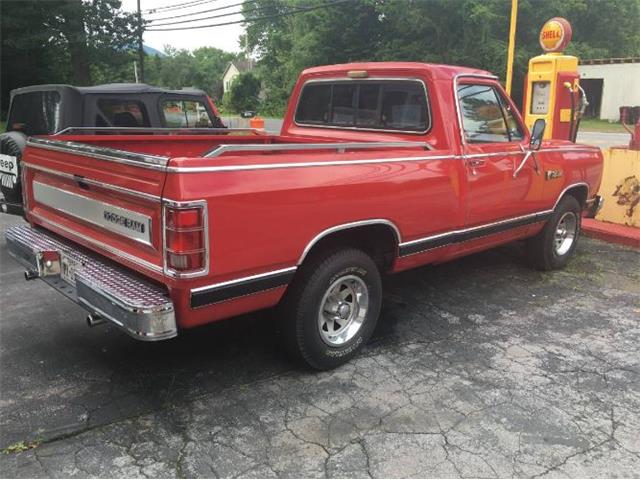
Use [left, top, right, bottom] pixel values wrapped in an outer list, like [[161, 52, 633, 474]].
[[1, 213, 639, 478]]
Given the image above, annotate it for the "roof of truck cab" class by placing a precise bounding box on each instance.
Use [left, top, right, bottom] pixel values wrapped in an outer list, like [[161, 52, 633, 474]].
[[301, 62, 494, 80], [10, 83, 208, 96]]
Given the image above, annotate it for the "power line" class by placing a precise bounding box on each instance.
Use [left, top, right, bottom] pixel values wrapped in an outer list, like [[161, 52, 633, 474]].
[[146, 0, 260, 21], [147, 0, 350, 31], [143, 0, 217, 14], [148, 2, 266, 26]]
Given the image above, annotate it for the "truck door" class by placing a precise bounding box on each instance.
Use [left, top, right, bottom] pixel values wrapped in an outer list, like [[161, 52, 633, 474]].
[[456, 81, 546, 228]]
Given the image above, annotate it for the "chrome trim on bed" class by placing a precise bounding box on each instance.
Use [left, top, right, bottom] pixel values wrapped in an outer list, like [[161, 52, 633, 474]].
[[22, 162, 161, 202], [27, 137, 169, 171], [54, 127, 262, 135], [298, 219, 402, 265], [203, 141, 433, 158]]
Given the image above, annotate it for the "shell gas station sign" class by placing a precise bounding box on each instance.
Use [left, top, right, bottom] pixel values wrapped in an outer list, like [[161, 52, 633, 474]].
[[539, 17, 572, 53]]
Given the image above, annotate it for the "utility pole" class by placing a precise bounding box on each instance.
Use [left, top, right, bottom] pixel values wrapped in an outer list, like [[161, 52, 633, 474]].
[[505, 0, 518, 96], [137, 0, 145, 83]]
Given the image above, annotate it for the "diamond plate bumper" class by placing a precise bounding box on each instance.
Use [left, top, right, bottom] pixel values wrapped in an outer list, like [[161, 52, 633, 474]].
[[5, 224, 177, 341]]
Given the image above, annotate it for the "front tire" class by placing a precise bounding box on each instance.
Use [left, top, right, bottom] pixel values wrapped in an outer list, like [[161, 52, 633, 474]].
[[527, 195, 581, 270], [279, 248, 382, 370]]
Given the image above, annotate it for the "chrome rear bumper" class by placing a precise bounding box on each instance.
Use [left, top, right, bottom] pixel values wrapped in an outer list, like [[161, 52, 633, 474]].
[[5, 225, 177, 341]]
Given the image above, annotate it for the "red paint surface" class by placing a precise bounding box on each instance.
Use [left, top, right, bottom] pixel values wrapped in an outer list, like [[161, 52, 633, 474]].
[[21, 62, 605, 329]]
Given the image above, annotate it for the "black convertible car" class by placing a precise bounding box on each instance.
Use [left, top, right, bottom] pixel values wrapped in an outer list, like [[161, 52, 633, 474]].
[[0, 83, 226, 214]]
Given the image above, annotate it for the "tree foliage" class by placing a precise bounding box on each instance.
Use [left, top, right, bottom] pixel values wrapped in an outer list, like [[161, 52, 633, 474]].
[[225, 72, 262, 113], [1, 0, 139, 115], [245, 0, 640, 114], [0, 0, 239, 117]]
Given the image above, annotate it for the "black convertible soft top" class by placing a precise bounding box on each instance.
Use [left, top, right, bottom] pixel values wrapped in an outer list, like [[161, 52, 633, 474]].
[[10, 83, 208, 97]]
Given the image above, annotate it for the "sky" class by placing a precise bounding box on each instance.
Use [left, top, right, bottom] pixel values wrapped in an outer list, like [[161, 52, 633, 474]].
[[120, 0, 245, 53]]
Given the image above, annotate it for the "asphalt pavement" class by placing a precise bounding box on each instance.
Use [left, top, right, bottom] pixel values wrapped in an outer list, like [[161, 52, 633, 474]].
[[1, 211, 639, 477]]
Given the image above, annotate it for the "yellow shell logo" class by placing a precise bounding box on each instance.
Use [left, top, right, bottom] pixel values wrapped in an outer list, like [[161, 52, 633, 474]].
[[539, 17, 572, 52]]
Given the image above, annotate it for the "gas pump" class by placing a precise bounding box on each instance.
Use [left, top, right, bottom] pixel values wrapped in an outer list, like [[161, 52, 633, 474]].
[[523, 17, 587, 141]]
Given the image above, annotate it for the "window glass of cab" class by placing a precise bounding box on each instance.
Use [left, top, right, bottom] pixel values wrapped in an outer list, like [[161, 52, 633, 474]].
[[496, 90, 524, 141], [295, 80, 429, 132], [331, 84, 357, 125], [380, 82, 428, 131], [96, 99, 150, 128], [457, 84, 523, 143], [162, 100, 213, 128], [296, 84, 331, 124]]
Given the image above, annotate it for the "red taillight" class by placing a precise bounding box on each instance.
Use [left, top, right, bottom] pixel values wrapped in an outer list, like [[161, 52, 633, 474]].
[[164, 205, 207, 274]]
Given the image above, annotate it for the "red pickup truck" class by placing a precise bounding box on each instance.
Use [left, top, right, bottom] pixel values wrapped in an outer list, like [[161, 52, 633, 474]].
[[6, 62, 603, 369]]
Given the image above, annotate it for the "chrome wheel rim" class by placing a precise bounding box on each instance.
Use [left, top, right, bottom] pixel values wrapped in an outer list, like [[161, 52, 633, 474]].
[[318, 275, 369, 346], [554, 212, 578, 256]]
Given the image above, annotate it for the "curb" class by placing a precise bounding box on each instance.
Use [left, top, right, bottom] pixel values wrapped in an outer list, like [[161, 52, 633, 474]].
[[582, 218, 640, 249]]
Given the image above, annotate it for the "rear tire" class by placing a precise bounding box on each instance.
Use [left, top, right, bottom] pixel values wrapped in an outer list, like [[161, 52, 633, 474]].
[[0, 131, 27, 204], [279, 248, 382, 370], [527, 195, 581, 271]]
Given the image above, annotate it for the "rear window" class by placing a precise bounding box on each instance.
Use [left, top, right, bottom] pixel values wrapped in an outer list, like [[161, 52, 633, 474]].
[[96, 99, 150, 128], [7, 91, 62, 135], [162, 100, 213, 128], [295, 80, 429, 132]]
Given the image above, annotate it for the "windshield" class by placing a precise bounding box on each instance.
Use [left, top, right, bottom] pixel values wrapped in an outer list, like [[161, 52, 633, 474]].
[[6, 91, 62, 135]]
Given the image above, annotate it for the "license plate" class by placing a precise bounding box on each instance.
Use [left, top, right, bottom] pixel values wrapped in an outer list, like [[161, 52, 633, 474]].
[[0, 154, 18, 177], [60, 254, 79, 286]]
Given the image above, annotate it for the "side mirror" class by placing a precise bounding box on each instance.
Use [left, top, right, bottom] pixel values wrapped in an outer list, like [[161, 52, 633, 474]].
[[529, 119, 546, 151]]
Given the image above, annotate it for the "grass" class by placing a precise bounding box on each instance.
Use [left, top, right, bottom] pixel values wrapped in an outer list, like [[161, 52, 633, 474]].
[[579, 118, 627, 133], [0, 120, 5, 132]]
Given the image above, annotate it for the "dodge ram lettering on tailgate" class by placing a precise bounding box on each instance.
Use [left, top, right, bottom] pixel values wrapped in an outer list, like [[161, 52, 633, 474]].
[[6, 62, 604, 369]]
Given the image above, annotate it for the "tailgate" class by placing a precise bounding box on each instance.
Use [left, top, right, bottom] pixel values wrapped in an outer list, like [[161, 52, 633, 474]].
[[22, 137, 169, 280]]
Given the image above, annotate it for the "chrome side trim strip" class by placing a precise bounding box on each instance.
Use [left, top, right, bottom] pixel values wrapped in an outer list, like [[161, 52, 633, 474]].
[[27, 138, 169, 171], [23, 162, 161, 202], [190, 266, 297, 308], [398, 210, 553, 256], [167, 147, 597, 173], [167, 153, 456, 173], [204, 141, 433, 158], [191, 266, 298, 293], [29, 211, 163, 273], [553, 182, 590, 210], [298, 219, 402, 265]]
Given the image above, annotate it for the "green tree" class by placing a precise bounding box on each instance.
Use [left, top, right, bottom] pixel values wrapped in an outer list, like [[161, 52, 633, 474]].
[[225, 72, 261, 113], [244, 0, 640, 113], [136, 46, 236, 99], [1, 0, 139, 115]]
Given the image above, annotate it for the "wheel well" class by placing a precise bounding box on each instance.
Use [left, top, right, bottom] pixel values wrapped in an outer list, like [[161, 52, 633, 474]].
[[300, 224, 399, 272], [562, 184, 589, 208]]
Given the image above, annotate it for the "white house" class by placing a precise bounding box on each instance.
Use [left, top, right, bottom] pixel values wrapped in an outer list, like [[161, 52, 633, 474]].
[[578, 58, 640, 121], [222, 59, 253, 94]]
